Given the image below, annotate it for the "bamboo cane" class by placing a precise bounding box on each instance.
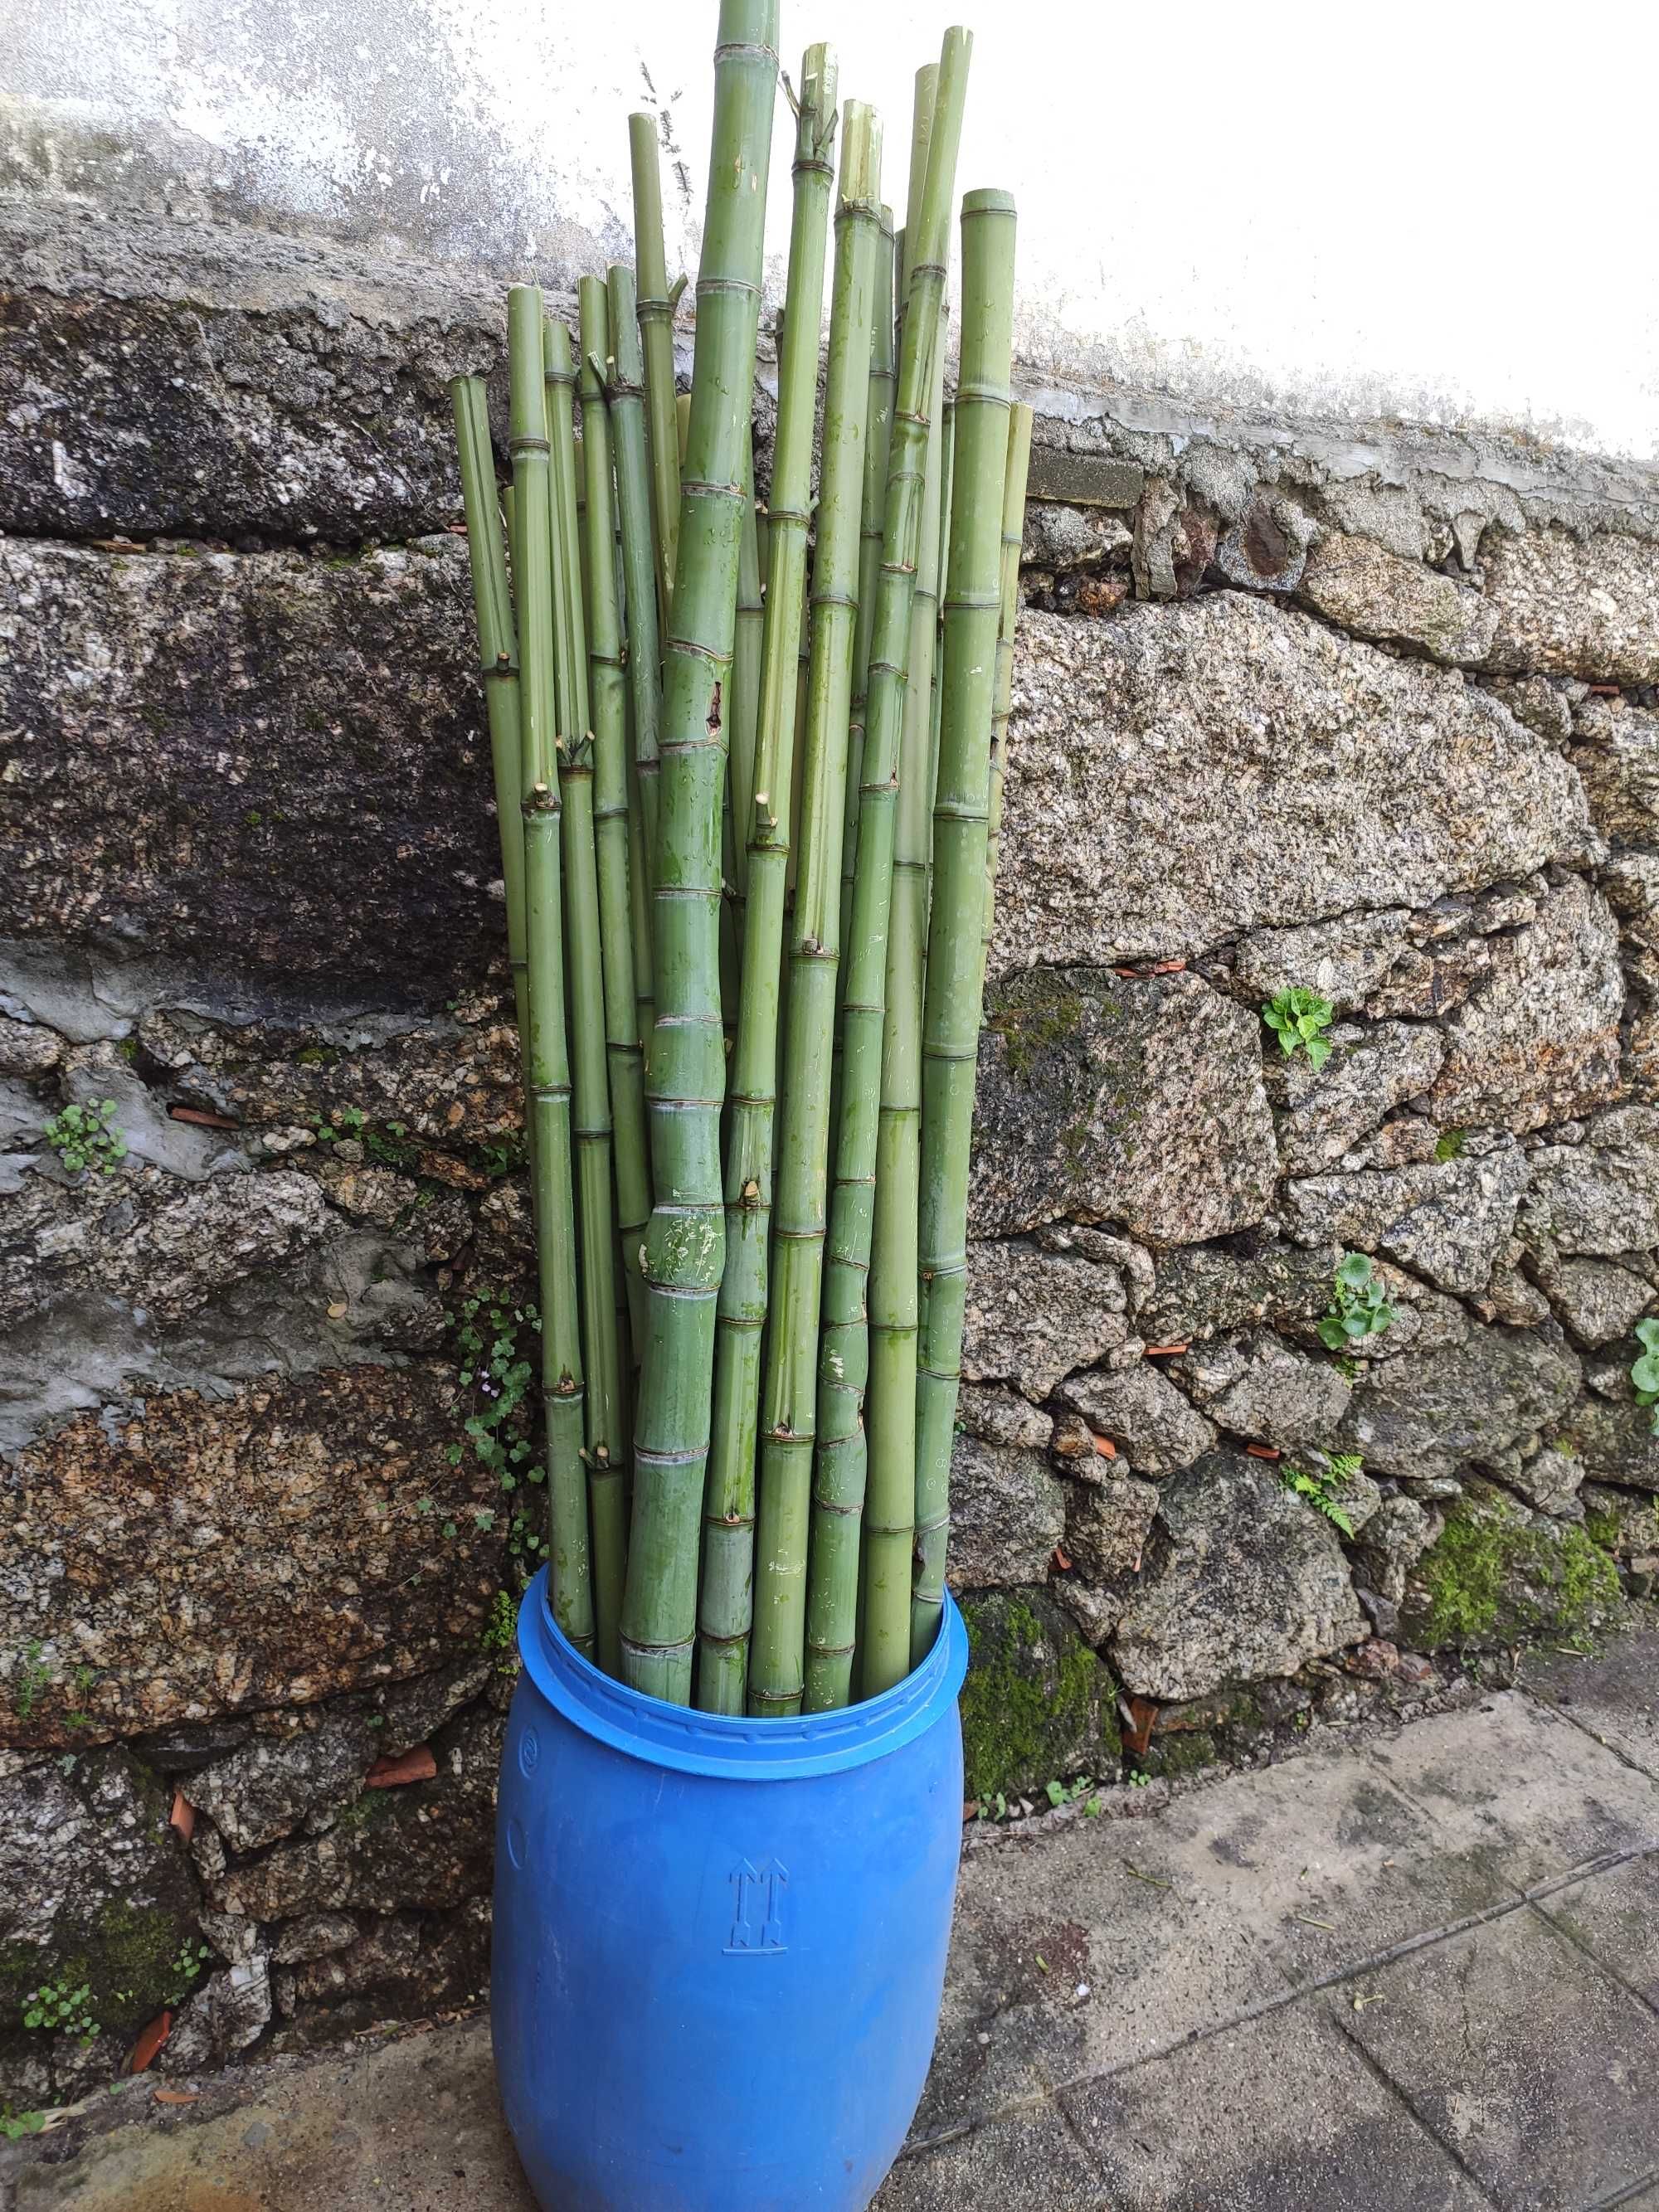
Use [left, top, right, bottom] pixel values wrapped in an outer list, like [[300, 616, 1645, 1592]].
[[507, 284, 593, 1658], [807, 322, 945, 1711], [619, 0, 779, 1706], [544, 313, 628, 1677], [730, 430, 764, 910], [839, 206, 895, 959], [450, 380, 528, 1058], [748, 105, 886, 1719], [927, 392, 956, 897], [697, 46, 841, 1717], [911, 189, 1017, 1669], [576, 287, 654, 1374], [630, 112, 682, 626], [606, 263, 664, 904], [981, 401, 1033, 981], [820, 32, 969, 1703]]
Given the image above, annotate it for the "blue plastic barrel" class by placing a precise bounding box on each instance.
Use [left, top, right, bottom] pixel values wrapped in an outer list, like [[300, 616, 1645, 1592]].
[[493, 1569, 969, 2211]]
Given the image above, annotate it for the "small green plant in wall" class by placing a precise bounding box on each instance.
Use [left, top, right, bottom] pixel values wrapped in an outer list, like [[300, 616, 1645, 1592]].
[[1632, 1319, 1659, 1436], [43, 1099, 127, 1175], [1261, 987, 1335, 1070], [1281, 1449, 1365, 1539], [1318, 1252, 1395, 1351], [22, 1978, 100, 2043]]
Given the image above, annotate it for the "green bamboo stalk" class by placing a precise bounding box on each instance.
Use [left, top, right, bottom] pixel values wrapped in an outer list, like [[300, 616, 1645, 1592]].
[[729, 429, 764, 908], [697, 47, 841, 1717], [577, 287, 654, 1373], [606, 262, 664, 895], [630, 112, 682, 625], [981, 401, 1033, 981], [606, 269, 660, 1065], [749, 107, 886, 1720], [508, 284, 593, 1659], [619, 0, 780, 1706], [807, 320, 945, 1713], [820, 30, 970, 1704], [839, 205, 895, 958], [927, 393, 956, 892], [450, 379, 528, 1058], [545, 313, 628, 1678], [911, 189, 1018, 1669]]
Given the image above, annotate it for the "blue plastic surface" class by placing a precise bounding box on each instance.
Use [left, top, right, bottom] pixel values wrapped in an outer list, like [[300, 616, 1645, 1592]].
[[493, 1571, 969, 2212]]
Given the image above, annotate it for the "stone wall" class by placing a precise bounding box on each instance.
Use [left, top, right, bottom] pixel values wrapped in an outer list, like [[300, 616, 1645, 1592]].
[[6, 198, 1659, 2107]]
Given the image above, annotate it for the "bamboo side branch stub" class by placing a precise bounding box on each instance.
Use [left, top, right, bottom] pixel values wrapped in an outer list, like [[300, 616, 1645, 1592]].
[[619, 0, 781, 1708], [508, 284, 595, 1658], [911, 190, 1018, 1670], [697, 45, 841, 1716]]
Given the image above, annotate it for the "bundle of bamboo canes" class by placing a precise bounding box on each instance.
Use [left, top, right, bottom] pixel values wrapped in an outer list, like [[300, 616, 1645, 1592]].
[[451, 0, 1032, 1717]]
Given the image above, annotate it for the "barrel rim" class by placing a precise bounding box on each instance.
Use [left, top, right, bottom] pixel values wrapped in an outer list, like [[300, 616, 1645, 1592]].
[[516, 1570, 968, 1779]]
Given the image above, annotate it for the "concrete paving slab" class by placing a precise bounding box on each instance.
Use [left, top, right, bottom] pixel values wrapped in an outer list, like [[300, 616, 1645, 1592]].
[[1337, 1906, 1659, 2212], [1521, 1635, 1659, 1781], [1060, 1998, 1488, 2212], [874, 2105, 1106, 2211], [1533, 1851, 1659, 2011], [4, 2017, 535, 2212], [942, 1726, 1507, 2093], [1362, 1693, 1659, 1893]]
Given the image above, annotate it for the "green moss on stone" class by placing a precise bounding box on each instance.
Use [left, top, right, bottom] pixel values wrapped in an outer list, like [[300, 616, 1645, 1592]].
[[987, 990, 1088, 1082], [1144, 1729, 1218, 1780], [1405, 1479, 1624, 1652], [959, 1590, 1121, 1801]]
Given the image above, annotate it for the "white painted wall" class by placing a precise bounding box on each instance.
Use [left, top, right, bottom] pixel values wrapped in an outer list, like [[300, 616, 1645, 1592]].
[[7, 0, 1657, 455]]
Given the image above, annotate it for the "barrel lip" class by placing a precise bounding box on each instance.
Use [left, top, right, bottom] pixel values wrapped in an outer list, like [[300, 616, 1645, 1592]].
[[517, 1570, 968, 1780]]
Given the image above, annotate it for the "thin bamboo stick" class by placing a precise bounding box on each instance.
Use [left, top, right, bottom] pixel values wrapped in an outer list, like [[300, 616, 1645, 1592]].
[[911, 189, 1018, 1668], [545, 314, 628, 1678], [927, 393, 956, 898], [981, 401, 1033, 982], [748, 106, 885, 1719], [577, 285, 654, 1378], [507, 284, 593, 1658], [630, 112, 682, 626], [619, 0, 780, 1706], [839, 206, 896, 961], [698, 46, 841, 1717], [826, 31, 970, 1703], [450, 380, 528, 1057], [808, 318, 945, 1711], [730, 429, 764, 909], [606, 262, 664, 901]]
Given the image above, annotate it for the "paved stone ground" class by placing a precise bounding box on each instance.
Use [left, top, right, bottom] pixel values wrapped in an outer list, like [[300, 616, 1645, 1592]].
[[7, 1631, 1659, 2212]]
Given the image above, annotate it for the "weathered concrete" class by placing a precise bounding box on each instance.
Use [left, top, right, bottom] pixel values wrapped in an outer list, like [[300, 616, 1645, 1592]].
[[11, 1629, 1659, 2211]]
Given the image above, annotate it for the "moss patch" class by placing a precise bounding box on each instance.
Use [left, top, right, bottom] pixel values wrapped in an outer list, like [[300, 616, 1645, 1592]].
[[1142, 1728, 1219, 1781], [959, 1589, 1121, 1801], [1402, 1478, 1623, 1652]]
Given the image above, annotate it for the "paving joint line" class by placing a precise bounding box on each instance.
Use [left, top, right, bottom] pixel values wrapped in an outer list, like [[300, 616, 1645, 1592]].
[[900, 1838, 1659, 2165], [1517, 1675, 1659, 1785], [1583, 2170, 1659, 2210], [1523, 1892, 1659, 2025], [1331, 2005, 1504, 2209]]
